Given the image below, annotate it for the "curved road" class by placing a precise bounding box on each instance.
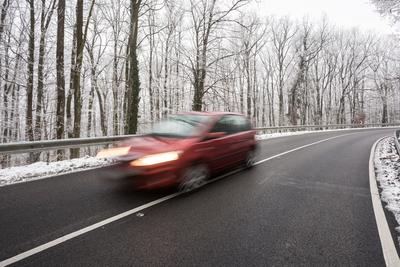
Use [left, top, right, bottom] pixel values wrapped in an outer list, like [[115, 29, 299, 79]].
[[0, 128, 398, 266]]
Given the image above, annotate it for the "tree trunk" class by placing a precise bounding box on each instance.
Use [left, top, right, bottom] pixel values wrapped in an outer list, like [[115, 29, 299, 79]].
[[95, 86, 107, 136], [245, 51, 251, 118], [71, 0, 84, 157], [125, 0, 141, 134], [382, 85, 388, 124], [56, 0, 66, 158], [192, 68, 204, 111], [336, 95, 346, 124], [288, 57, 305, 126], [70, 0, 95, 157], [32, 0, 55, 161], [87, 86, 94, 136], [66, 27, 76, 139], [278, 79, 284, 126], [2, 40, 9, 144], [163, 36, 170, 117], [26, 0, 35, 147], [148, 32, 154, 121], [0, 0, 9, 40], [112, 28, 120, 134]]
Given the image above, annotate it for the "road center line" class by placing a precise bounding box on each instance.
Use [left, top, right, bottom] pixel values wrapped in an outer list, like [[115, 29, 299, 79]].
[[0, 132, 355, 267], [369, 137, 400, 267], [255, 133, 354, 166]]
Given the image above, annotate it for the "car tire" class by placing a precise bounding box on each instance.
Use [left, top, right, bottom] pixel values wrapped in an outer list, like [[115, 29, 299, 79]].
[[245, 150, 256, 169], [179, 164, 209, 192]]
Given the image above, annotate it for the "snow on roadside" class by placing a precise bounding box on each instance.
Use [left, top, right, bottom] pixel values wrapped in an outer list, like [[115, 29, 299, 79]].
[[374, 137, 400, 242], [256, 131, 310, 140], [0, 156, 112, 186], [256, 126, 397, 140]]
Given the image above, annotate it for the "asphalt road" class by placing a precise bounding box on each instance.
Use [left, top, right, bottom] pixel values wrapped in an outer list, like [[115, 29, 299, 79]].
[[0, 128, 397, 266]]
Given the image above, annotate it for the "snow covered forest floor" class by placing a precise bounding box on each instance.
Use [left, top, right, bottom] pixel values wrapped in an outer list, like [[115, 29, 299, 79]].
[[374, 136, 400, 245], [0, 156, 112, 187]]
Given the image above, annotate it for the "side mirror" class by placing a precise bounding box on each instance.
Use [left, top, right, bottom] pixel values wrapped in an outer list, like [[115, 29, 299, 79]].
[[204, 132, 226, 140]]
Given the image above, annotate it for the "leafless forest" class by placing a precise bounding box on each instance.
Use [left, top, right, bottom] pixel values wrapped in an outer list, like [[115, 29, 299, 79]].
[[0, 0, 399, 148]]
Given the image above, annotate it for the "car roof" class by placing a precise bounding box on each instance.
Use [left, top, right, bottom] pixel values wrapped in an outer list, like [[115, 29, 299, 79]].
[[176, 111, 244, 117]]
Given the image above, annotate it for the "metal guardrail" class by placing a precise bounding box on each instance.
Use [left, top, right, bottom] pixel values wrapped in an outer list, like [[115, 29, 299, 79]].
[[0, 135, 136, 155], [0, 123, 399, 155], [394, 130, 400, 156], [255, 123, 400, 131]]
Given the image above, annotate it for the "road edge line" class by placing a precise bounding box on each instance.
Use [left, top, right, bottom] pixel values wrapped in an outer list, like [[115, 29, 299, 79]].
[[0, 193, 180, 267], [369, 136, 400, 267]]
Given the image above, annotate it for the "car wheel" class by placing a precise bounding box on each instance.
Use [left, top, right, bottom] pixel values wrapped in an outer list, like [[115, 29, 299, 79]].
[[245, 150, 256, 169], [179, 164, 209, 192]]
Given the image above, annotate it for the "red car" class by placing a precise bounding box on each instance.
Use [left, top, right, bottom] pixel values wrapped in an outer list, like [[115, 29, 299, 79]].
[[98, 112, 258, 191]]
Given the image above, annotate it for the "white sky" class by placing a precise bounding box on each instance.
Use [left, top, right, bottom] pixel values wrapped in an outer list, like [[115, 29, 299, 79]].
[[254, 0, 395, 34]]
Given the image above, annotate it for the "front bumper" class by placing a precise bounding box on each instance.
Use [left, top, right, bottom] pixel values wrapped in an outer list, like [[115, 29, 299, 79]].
[[100, 161, 180, 189]]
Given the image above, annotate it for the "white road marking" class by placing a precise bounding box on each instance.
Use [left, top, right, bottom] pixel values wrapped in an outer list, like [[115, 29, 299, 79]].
[[0, 132, 360, 266], [0, 194, 182, 267], [369, 137, 400, 267], [255, 133, 353, 166]]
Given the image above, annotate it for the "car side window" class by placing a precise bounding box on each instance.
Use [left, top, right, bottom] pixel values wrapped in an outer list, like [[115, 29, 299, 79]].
[[211, 115, 250, 135], [235, 116, 251, 132], [211, 116, 232, 134]]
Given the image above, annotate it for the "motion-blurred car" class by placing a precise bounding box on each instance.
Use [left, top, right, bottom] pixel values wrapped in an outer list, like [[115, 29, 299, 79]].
[[97, 112, 258, 191]]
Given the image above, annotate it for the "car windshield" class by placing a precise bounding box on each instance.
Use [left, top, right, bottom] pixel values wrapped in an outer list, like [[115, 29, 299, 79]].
[[150, 114, 210, 138]]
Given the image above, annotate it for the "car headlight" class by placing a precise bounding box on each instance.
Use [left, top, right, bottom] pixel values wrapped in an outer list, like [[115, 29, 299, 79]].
[[130, 151, 181, 167]]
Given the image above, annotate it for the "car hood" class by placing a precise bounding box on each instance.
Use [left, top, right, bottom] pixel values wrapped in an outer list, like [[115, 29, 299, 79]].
[[117, 135, 195, 159]]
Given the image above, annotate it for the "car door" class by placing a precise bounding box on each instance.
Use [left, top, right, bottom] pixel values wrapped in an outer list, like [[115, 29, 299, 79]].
[[203, 115, 240, 171], [230, 115, 253, 161]]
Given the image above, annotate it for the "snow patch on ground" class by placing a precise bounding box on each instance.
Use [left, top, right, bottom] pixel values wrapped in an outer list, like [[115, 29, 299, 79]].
[[374, 137, 400, 242], [257, 131, 313, 140], [256, 126, 394, 140], [0, 156, 112, 186]]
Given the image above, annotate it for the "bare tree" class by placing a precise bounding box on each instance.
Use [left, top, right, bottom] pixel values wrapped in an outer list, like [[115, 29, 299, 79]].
[[369, 39, 396, 123], [70, 0, 96, 157], [35, 0, 56, 141], [287, 18, 327, 125], [85, 9, 109, 136], [55, 0, 66, 159], [100, 0, 127, 134], [125, 0, 142, 134], [187, 0, 248, 111], [270, 17, 296, 125], [26, 0, 35, 145], [371, 0, 400, 22]]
